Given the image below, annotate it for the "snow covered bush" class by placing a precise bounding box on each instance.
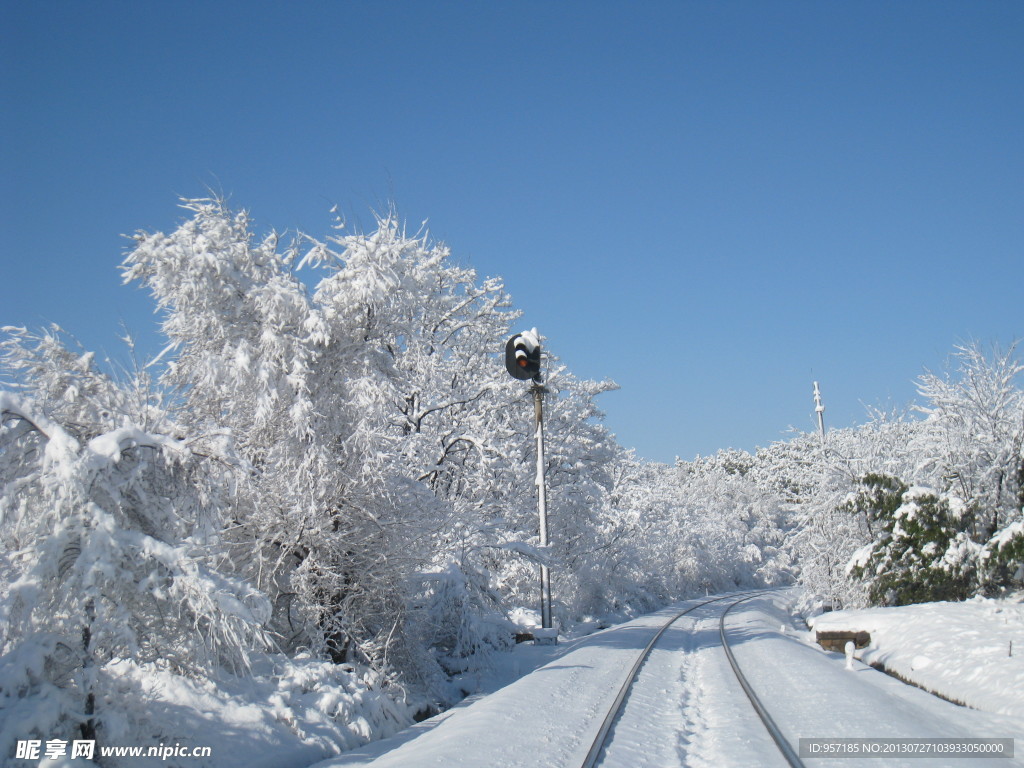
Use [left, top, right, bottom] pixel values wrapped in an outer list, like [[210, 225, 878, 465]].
[[848, 485, 980, 606], [793, 344, 1024, 608], [840, 474, 909, 544], [0, 329, 269, 756], [406, 562, 515, 696], [980, 521, 1024, 593]]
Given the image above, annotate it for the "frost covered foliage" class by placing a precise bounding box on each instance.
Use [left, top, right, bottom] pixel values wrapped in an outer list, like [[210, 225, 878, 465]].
[[915, 344, 1024, 536], [120, 200, 537, 697], [793, 343, 1024, 608], [669, 451, 795, 591], [0, 330, 271, 758], [0, 197, 798, 761], [586, 449, 798, 615]]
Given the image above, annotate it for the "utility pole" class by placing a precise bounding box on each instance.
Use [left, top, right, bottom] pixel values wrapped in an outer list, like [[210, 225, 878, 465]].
[[505, 329, 554, 634], [813, 381, 826, 445], [532, 380, 552, 630]]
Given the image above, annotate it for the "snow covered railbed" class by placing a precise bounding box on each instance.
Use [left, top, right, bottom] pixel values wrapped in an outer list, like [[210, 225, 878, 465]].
[[809, 596, 1024, 718], [310, 595, 766, 768], [315, 590, 1024, 768]]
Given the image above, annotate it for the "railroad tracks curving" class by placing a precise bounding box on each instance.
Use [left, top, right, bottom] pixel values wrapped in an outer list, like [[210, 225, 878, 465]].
[[719, 594, 805, 768], [581, 590, 806, 768]]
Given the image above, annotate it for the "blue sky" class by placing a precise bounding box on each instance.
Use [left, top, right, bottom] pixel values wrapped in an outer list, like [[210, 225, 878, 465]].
[[3, 1, 1022, 463]]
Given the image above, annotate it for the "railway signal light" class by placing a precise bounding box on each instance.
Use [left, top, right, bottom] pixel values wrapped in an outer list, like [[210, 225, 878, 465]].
[[502, 328, 553, 633], [505, 329, 542, 381]]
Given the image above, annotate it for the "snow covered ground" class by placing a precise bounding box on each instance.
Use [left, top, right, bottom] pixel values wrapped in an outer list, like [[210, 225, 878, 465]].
[[809, 594, 1024, 719], [10, 590, 1019, 767], [310, 590, 1024, 768], [0, 652, 412, 768], [309, 602, 697, 768]]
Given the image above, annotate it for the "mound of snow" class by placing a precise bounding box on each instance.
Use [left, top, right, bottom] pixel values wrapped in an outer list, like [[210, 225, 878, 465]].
[[810, 595, 1024, 718]]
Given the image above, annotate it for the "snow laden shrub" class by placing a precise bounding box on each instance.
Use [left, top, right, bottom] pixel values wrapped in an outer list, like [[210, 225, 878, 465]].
[[0, 329, 269, 755], [908, 342, 1024, 598], [849, 485, 980, 606], [790, 345, 1024, 608], [841, 474, 909, 542], [405, 562, 515, 700], [980, 520, 1024, 593]]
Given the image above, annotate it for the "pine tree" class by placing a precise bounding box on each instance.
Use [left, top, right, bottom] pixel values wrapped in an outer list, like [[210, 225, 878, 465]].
[[849, 484, 980, 606]]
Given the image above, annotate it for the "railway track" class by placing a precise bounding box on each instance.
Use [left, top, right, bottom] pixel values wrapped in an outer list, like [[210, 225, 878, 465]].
[[582, 590, 805, 768], [719, 594, 805, 768]]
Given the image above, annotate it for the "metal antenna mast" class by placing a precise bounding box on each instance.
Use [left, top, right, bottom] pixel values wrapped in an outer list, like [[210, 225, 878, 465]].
[[813, 381, 826, 444]]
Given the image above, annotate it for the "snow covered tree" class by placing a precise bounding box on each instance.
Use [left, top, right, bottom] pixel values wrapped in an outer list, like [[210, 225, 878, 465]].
[[122, 200, 557, 700], [1, 193, 812, 757], [841, 473, 909, 543], [121, 199, 362, 663], [0, 327, 268, 754], [911, 343, 1024, 596], [296, 213, 532, 690], [915, 343, 1024, 541], [980, 522, 1024, 592]]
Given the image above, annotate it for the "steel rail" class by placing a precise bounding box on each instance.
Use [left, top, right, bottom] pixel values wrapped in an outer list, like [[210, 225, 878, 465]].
[[719, 594, 806, 768], [580, 592, 756, 768]]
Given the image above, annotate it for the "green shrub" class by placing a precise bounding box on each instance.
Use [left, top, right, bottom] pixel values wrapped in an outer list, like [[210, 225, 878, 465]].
[[980, 520, 1024, 593], [849, 482, 979, 606]]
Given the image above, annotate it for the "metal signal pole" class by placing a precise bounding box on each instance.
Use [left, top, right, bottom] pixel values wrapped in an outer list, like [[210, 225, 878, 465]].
[[505, 329, 553, 634], [532, 381, 553, 630]]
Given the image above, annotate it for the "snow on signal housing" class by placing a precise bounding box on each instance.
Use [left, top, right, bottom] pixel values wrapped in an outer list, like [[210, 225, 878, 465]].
[[505, 330, 542, 381]]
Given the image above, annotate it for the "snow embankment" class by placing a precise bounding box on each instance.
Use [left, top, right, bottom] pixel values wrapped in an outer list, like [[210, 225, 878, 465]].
[[809, 596, 1024, 719]]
